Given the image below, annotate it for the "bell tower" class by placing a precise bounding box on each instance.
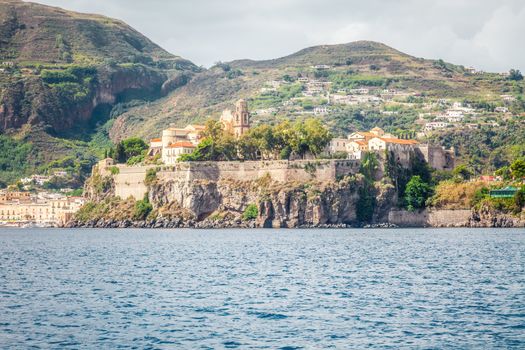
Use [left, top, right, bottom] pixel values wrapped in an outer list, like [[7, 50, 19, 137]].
[[233, 99, 250, 137]]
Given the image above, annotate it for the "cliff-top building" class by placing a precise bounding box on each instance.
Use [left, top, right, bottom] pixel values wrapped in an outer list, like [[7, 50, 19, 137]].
[[149, 100, 252, 164], [220, 99, 251, 138], [327, 127, 454, 171]]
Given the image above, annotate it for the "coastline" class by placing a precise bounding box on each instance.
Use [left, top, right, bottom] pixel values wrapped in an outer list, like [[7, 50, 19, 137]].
[[62, 210, 525, 229]]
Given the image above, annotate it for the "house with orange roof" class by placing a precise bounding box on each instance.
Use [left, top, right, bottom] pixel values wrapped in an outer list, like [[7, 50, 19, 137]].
[[148, 123, 205, 163]]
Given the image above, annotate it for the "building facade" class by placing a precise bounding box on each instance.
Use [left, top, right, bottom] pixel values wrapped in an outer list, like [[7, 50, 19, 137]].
[[220, 99, 251, 138]]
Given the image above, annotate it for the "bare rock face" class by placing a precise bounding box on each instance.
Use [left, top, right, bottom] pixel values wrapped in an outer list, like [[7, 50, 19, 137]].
[[256, 181, 362, 228], [83, 173, 115, 202], [469, 206, 525, 228], [148, 176, 368, 228], [149, 179, 221, 220]]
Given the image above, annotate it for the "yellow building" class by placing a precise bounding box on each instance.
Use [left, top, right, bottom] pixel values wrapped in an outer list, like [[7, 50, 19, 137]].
[[0, 195, 85, 226], [220, 99, 251, 138]]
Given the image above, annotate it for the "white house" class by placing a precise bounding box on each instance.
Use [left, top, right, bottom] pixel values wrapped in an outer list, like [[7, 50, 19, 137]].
[[314, 106, 329, 115], [424, 122, 450, 131], [346, 140, 368, 159], [163, 142, 196, 165]]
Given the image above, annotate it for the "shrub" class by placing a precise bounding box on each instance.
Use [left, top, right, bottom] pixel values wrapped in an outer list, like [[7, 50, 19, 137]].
[[126, 154, 144, 166], [133, 197, 153, 220], [109, 166, 120, 175], [242, 204, 258, 221], [144, 168, 157, 186]]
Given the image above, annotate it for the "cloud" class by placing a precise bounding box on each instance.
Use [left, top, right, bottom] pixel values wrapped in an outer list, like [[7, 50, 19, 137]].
[[28, 0, 525, 72]]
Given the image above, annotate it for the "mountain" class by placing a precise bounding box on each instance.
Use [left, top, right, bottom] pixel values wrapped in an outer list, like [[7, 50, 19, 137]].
[[109, 41, 513, 141], [0, 0, 198, 184]]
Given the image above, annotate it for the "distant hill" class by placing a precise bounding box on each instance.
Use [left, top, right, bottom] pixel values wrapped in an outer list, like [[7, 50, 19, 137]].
[[0, 0, 192, 66], [110, 41, 512, 141]]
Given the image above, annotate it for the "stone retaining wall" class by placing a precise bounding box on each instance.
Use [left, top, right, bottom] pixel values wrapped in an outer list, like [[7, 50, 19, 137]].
[[108, 160, 360, 200], [388, 209, 472, 227]]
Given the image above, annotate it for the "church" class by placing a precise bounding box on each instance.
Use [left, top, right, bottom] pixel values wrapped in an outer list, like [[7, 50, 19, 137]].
[[219, 99, 251, 138]]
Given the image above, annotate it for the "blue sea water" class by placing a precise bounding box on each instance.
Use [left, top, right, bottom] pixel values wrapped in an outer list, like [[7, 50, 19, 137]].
[[0, 228, 524, 349]]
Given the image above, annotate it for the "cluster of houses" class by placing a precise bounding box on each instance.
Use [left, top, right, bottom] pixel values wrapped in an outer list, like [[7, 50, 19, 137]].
[[0, 190, 84, 227], [327, 127, 454, 171], [20, 171, 69, 186], [147, 99, 454, 171]]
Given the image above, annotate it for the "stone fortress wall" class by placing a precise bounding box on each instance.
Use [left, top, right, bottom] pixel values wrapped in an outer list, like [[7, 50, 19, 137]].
[[103, 159, 362, 200]]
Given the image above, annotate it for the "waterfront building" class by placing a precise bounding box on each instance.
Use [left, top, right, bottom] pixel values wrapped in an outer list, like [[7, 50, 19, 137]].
[[0, 191, 84, 226]]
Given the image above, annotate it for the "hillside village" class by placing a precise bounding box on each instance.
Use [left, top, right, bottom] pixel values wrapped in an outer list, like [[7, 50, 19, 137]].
[[249, 68, 517, 137]]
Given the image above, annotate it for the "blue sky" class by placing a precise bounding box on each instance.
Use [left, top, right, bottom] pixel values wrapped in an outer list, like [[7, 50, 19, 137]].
[[31, 0, 525, 72]]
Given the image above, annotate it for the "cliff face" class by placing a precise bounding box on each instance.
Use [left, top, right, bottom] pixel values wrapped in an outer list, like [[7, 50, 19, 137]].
[[0, 65, 170, 133], [469, 206, 525, 228], [73, 172, 399, 228]]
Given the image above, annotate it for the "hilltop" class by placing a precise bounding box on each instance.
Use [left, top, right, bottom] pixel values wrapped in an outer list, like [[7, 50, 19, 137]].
[[110, 41, 515, 140]]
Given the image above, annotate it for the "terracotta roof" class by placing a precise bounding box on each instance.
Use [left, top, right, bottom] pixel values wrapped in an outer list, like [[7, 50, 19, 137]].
[[380, 137, 419, 145], [167, 141, 196, 149], [349, 140, 367, 146], [150, 138, 161, 142]]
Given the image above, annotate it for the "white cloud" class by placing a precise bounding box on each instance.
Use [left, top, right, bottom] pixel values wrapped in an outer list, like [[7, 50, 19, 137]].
[[28, 0, 525, 72]]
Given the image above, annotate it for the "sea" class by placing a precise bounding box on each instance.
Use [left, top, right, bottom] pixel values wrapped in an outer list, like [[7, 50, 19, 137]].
[[0, 228, 524, 349]]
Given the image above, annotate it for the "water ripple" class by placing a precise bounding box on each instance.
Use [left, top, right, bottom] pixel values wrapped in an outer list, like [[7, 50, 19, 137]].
[[0, 228, 524, 349]]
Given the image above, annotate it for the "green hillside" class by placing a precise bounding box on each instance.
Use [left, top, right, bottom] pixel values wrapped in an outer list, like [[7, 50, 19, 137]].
[[112, 41, 521, 140], [0, 0, 198, 185]]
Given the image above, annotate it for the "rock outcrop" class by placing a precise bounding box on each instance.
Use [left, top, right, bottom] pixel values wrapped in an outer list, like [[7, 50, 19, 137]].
[[71, 173, 403, 228], [469, 206, 525, 228]]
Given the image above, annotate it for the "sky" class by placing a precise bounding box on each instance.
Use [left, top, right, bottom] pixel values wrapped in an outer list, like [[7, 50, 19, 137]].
[[31, 0, 525, 72]]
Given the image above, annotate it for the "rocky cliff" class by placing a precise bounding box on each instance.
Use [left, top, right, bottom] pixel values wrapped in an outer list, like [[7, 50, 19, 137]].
[[70, 172, 399, 228], [69, 165, 525, 229]]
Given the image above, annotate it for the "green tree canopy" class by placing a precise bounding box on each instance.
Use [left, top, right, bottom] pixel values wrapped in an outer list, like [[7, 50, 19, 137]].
[[508, 69, 524, 81], [112, 137, 148, 163], [452, 164, 473, 181], [510, 159, 525, 180], [404, 175, 432, 211]]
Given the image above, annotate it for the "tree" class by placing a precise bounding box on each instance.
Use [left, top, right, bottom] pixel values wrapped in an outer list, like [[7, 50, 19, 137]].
[[510, 159, 525, 180], [495, 165, 512, 181], [302, 118, 332, 156], [452, 164, 473, 181], [514, 186, 525, 211], [112, 137, 148, 163], [508, 69, 523, 81], [282, 74, 294, 83], [356, 183, 376, 222], [404, 175, 432, 211], [359, 152, 379, 179]]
